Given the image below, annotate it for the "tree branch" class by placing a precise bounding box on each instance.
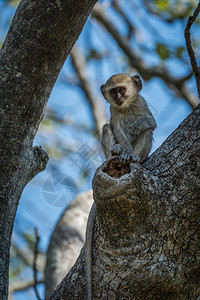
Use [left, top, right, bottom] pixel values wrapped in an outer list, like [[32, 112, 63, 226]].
[[112, 0, 136, 39], [9, 280, 44, 295], [143, 0, 173, 23], [92, 4, 199, 108], [184, 2, 200, 99], [33, 228, 41, 300], [70, 46, 107, 139], [49, 104, 200, 299], [45, 190, 93, 299]]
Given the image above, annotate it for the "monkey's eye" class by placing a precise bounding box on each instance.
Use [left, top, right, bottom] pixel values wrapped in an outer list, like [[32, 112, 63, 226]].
[[119, 87, 125, 93], [109, 89, 116, 96]]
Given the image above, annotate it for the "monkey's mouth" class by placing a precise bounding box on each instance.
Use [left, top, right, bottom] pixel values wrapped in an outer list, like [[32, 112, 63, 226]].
[[116, 100, 125, 106]]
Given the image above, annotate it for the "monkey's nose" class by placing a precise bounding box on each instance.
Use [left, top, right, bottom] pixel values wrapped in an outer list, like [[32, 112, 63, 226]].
[[117, 92, 121, 100]]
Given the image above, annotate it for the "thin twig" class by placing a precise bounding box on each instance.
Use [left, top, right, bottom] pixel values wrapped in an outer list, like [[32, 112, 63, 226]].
[[33, 228, 42, 300], [112, 0, 135, 39], [184, 2, 200, 99]]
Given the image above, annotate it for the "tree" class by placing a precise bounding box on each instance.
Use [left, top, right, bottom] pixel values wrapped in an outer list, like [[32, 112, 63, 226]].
[[1, 0, 200, 299], [0, 0, 97, 298], [49, 103, 200, 299]]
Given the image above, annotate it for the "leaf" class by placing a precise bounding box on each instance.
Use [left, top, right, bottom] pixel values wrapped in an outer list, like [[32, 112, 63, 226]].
[[155, 0, 169, 11], [175, 46, 185, 58], [22, 233, 35, 250], [7, 0, 21, 7], [155, 43, 170, 60], [86, 49, 102, 61]]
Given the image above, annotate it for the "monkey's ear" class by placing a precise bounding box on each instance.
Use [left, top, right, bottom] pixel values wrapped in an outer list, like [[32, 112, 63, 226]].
[[131, 75, 142, 92], [100, 84, 105, 94]]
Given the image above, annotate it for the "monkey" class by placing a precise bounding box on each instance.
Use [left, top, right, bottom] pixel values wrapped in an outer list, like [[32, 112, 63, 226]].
[[101, 73, 156, 163], [85, 74, 156, 300]]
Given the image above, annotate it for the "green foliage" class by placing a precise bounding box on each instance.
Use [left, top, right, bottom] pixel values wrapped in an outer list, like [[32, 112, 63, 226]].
[[9, 250, 26, 279], [9, 234, 33, 281], [155, 0, 169, 11], [154, 0, 199, 20], [86, 48, 104, 61], [7, 0, 21, 7], [175, 46, 185, 58], [22, 232, 36, 250], [156, 43, 170, 60]]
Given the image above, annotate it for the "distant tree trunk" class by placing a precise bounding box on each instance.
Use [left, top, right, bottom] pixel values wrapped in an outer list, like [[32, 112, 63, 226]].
[[45, 190, 93, 299], [0, 0, 97, 298], [49, 104, 200, 299]]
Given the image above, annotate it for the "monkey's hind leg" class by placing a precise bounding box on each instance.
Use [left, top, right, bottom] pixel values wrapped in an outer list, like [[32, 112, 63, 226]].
[[133, 129, 153, 162], [101, 123, 121, 159]]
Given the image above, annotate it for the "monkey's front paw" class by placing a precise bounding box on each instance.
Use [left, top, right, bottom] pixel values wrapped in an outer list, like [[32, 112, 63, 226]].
[[111, 144, 122, 156], [120, 150, 133, 164], [120, 150, 140, 164], [129, 121, 143, 137], [129, 154, 140, 163]]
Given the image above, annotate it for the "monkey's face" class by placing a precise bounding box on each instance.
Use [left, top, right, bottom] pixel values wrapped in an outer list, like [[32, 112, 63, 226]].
[[101, 84, 133, 107], [100, 74, 142, 108], [108, 85, 127, 106]]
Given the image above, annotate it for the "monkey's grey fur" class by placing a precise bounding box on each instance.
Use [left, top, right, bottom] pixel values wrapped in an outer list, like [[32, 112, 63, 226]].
[[85, 74, 156, 300], [101, 73, 156, 163]]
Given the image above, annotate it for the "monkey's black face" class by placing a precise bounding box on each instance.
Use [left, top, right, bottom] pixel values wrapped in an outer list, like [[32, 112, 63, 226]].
[[109, 86, 127, 106]]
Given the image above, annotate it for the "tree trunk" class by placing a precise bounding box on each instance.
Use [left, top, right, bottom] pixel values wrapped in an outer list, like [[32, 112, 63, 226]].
[[45, 190, 93, 299], [49, 104, 200, 299], [0, 0, 97, 298]]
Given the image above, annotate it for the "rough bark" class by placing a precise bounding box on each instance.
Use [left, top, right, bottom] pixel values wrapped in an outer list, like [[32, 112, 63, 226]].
[[49, 104, 200, 299], [0, 0, 97, 298], [45, 190, 93, 299]]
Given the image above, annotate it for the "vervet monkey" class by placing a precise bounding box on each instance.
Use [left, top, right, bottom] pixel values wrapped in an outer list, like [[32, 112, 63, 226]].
[[85, 74, 156, 300], [101, 73, 156, 163]]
